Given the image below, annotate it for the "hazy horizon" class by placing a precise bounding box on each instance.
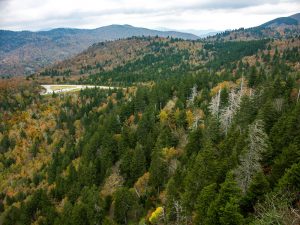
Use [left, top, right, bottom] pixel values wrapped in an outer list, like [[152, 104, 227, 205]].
[[0, 24, 221, 37], [0, 0, 299, 32]]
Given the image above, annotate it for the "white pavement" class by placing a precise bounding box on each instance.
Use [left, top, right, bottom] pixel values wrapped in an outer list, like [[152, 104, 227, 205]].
[[40, 84, 116, 95]]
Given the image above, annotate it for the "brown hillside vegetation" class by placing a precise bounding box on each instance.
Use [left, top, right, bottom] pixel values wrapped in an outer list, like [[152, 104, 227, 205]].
[[0, 25, 199, 76], [38, 37, 204, 78]]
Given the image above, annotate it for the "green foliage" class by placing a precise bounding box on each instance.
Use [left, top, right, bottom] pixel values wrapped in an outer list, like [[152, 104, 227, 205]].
[[204, 39, 268, 69], [120, 143, 146, 186], [183, 142, 221, 211], [149, 149, 168, 191], [278, 162, 300, 191], [205, 173, 244, 225], [240, 172, 270, 213], [194, 183, 218, 225], [3, 189, 57, 225], [87, 47, 193, 84], [0, 134, 12, 153], [114, 187, 138, 224]]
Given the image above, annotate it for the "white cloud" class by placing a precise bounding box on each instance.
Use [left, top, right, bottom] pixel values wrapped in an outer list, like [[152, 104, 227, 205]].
[[0, 0, 299, 31]]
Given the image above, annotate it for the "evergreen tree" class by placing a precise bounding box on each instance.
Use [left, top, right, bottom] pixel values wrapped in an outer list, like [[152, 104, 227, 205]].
[[194, 183, 218, 225], [114, 188, 138, 224], [130, 143, 146, 183], [206, 172, 244, 225], [149, 150, 168, 193]]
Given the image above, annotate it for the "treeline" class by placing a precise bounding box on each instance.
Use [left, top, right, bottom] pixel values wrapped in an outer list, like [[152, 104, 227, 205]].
[[40, 69, 71, 77]]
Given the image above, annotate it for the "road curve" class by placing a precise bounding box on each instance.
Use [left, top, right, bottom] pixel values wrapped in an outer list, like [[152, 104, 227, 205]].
[[40, 84, 116, 95]]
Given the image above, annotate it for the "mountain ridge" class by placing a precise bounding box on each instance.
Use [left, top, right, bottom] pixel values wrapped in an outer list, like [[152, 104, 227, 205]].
[[206, 12, 300, 41], [0, 25, 199, 76], [1, 13, 299, 77], [290, 13, 300, 22]]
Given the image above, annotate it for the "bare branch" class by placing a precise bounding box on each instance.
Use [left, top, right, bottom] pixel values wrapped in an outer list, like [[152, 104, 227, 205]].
[[235, 120, 268, 193]]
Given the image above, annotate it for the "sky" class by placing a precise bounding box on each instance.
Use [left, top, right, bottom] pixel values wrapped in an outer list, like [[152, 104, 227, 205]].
[[0, 0, 299, 32]]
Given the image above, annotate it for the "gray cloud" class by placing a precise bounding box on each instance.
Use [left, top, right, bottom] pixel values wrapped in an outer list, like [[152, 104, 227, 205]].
[[188, 0, 280, 10], [0, 0, 9, 8], [176, 0, 300, 11], [0, 0, 299, 31]]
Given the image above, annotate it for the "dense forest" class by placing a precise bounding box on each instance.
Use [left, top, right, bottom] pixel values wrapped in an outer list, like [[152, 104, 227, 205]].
[[0, 34, 300, 225]]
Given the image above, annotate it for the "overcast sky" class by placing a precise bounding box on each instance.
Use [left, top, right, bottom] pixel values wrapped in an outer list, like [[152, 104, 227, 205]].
[[0, 0, 299, 32]]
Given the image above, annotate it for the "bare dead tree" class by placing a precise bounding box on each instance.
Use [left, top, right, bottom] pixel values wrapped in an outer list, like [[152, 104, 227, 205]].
[[253, 191, 300, 225], [274, 98, 284, 112], [172, 200, 189, 225], [187, 85, 198, 107], [220, 89, 243, 135], [160, 207, 167, 225], [220, 106, 234, 135], [191, 112, 203, 131], [235, 120, 268, 193], [208, 89, 221, 118]]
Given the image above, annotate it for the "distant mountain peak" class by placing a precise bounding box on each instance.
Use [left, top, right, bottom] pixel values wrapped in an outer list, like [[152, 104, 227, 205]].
[[259, 13, 300, 28], [260, 17, 298, 28], [290, 13, 300, 22]]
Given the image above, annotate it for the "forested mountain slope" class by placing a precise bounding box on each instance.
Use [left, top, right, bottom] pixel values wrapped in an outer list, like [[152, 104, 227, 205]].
[[0, 25, 198, 77], [37, 37, 204, 83], [0, 34, 300, 225], [37, 36, 300, 86]]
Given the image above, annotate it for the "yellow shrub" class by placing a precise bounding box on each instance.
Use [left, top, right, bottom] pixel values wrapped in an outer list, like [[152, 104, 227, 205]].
[[149, 207, 164, 224]]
